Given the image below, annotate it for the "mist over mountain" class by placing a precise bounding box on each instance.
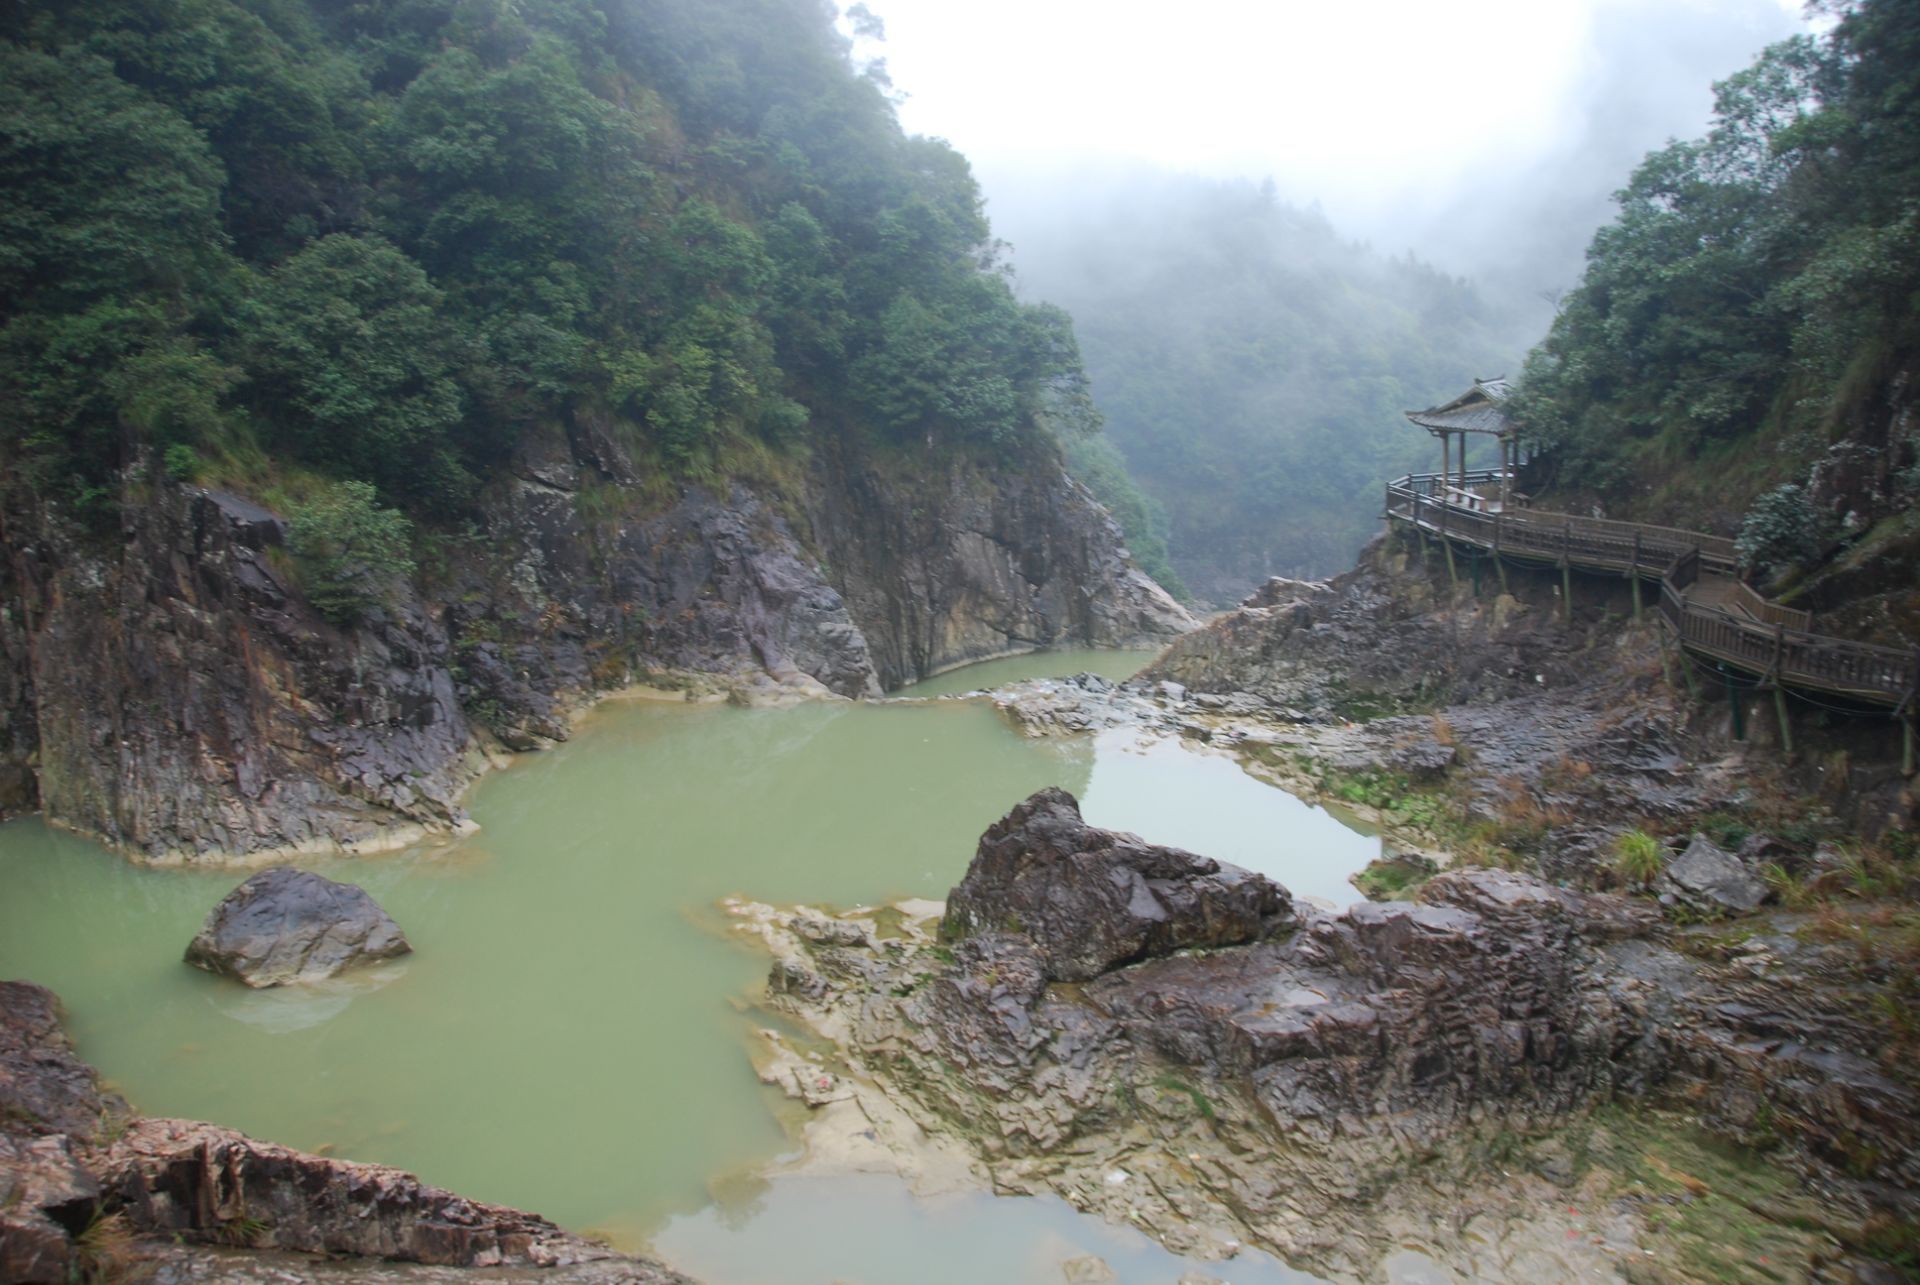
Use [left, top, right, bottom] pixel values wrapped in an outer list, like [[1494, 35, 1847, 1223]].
[[1374, 0, 1803, 328], [983, 168, 1532, 602]]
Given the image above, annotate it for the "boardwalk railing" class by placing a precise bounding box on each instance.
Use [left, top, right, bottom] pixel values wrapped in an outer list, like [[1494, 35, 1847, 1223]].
[[1386, 472, 1920, 709], [1729, 579, 1813, 632], [1386, 473, 1737, 577]]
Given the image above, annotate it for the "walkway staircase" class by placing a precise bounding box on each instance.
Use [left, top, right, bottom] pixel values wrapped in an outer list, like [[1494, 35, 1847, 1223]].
[[1384, 471, 1920, 716]]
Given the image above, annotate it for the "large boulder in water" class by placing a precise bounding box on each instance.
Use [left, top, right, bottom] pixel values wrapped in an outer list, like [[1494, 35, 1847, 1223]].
[[942, 788, 1294, 982], [185, 867, 411, 988]]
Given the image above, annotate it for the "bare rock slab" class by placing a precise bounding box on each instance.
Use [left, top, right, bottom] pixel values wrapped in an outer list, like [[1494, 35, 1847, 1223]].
[[185, 867, 411, 988], [1660, 833, 1766, 914], [942, 788, 1294, 981]]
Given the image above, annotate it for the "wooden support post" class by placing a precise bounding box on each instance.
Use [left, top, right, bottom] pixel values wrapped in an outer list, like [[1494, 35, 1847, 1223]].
[[1561, 559, 1573, 624], [1903, 652, 1919, 777], [1444, 536, 1459, 587], [1471, 553, 1482, 596], [1773, 686, 1793, 758], [1496, 552, 1509, 595], [1727, 673, 1746, 742], [1658, 626, 1675, 690], [1630, 532, 1643, 622]]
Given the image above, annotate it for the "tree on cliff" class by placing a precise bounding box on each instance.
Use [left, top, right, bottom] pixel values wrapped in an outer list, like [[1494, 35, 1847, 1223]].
[[286, 481, 416, 626], [0, 0, 1105, 526], [1508, 0, 1920, 526]]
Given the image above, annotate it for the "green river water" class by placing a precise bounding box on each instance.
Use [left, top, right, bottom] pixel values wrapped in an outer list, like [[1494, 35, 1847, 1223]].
[[0, 650, 1373, 1283]]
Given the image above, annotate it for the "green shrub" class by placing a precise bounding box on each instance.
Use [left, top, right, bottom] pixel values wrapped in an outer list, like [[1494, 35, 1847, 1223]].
[[1736, 483, 1827, 579], [286, 481, 416, 626], [1614, 829, 1667, 886], [162, 443, 199, 481]]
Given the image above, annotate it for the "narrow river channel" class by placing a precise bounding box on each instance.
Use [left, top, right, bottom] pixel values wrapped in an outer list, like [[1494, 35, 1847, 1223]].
[[0, 650, 1374, 1283]]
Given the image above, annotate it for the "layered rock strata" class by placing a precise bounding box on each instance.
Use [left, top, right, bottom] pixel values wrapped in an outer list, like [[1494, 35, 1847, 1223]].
[[0, 979, 679, 1282], [743, 791, 1919, 1280]]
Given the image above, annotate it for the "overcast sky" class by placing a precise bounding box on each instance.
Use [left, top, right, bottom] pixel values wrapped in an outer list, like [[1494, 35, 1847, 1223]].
[[849, 0, 1813, 276]]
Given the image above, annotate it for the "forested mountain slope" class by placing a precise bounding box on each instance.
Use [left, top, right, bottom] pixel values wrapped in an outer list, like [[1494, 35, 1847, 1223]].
[[993, 175, 1533, 603], [0, 0, 1190, 857], [1511, 0, 1919, 645], [0, 0, 1111, 510]]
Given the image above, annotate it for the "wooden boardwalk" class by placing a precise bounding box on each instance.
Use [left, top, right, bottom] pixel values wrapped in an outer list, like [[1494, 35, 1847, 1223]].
[[1384, 471, 1920, 712]]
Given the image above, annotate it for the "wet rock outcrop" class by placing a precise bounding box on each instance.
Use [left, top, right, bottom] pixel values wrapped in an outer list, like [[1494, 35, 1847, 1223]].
[[1145, 538, 1617, 713], [184, 867, 412, 988], [107, 1119, 627, 1271], [810, 449, 1193, 689], [0, 981, 117, 1284], [1658, 833, 1767, 914], [942, 789, 1293, 981], [747, 800, 1919, 1278], [2, 485, 477, 860], [0, 979, 680, 1281], [0, 424, 1189, 859]]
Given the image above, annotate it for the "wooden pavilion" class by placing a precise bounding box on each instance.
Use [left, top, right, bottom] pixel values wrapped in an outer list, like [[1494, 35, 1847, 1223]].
[[1405, 377, 1519, 510]]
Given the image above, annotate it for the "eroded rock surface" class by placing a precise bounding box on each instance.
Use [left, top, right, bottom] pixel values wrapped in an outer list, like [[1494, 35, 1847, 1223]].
[[943, 789, 1293, 981], [184, 867, 412, 988], [744, 804, 1918, 1281], [0, 980, 680, 1280], [106, 1119, 637, 1272]]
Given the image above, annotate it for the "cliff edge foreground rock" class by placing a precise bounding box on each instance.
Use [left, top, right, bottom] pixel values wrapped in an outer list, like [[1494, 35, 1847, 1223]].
[[0, 980, 683, 1283]]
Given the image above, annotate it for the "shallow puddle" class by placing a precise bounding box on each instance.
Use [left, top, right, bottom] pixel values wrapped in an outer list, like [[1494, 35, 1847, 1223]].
[[653, 1172, 1321, 1283]]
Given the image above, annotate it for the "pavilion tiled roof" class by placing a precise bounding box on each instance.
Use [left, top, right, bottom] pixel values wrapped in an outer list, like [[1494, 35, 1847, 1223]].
[[1406, 378, 1512, 435]]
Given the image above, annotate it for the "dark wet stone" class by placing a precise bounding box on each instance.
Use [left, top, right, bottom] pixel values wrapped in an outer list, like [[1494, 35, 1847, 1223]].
[[942, 788, 1293, 982], [0, 981, 120, 1142], [184, 867, 411, 988]]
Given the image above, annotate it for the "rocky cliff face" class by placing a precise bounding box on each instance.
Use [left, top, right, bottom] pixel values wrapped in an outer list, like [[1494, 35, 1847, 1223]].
[[0, 485, 477, 861], [807, 445, 1193, 689], [0, 427, 1191, 858]]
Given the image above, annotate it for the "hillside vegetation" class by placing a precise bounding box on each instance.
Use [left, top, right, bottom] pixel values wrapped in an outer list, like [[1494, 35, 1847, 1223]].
[[0, 0, 1097, 530], [1510, 0, 1919, 642]]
